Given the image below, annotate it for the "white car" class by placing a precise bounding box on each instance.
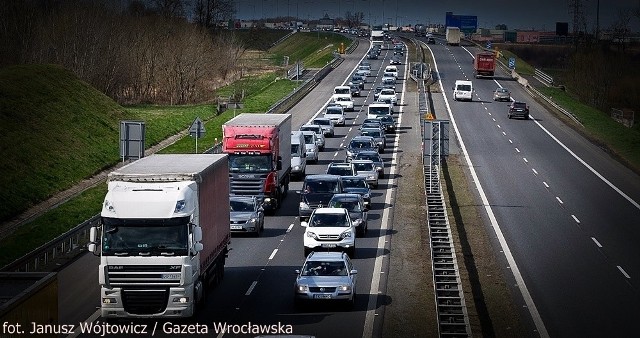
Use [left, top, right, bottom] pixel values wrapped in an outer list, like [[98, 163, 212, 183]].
[[377, 88, 397, 105], [332, 96, 354, 112], [384, 65, 398, 78], [324, 105, 346, 126], [357, 65, 371, 76], [301, 207, 356, 258]]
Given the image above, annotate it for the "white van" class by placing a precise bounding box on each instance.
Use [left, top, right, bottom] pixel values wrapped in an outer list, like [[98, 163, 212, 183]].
[[290, 131, 307, 180], [453, 80, 473, 101], [367, 103, 393, 119], [334, 85, 352, 97], [384, 65, 398, 78]]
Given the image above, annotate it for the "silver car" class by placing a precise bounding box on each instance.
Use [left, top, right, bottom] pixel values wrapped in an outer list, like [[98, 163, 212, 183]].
[[351, 159, 379, 188], [313, 117, 335, 137], [354, 151, 385, 178], [229, 196, 264, 236], [300, 124, 326, 151], [493, 87, 511, 101], [294, 251, 358, 309]]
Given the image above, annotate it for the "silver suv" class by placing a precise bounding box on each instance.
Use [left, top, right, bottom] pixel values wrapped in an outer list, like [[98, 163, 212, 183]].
[[294, 251, 358, 309]]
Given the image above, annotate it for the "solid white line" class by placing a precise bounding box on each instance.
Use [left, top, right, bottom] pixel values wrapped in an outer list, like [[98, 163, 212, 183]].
[[268, 249, 278, 260], [571, 215, 581, 224], [286, 223, 294, 233], [543, 181, 550, 188], [618, 266, 631, 279], [362, 43, 408, 338], [556, 197, 564, 205], [67, 309, 101, 338], [532, 168, 539, 175], [432, 42, 550, 338], [245, 281, 258, 295], [591, 237, 603, 248], [529, 113, 640, 211]]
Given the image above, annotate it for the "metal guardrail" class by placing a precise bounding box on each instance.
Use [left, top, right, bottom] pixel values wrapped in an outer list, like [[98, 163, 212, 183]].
[[1, 38, 355, 273], [270, 29, 297, 48], [527, 85, 583, 126], [534, 68, 554, 86]]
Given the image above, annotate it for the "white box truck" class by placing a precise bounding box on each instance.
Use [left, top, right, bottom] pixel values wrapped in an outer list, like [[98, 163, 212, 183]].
[[446, 27, 461, 46], [89, 154, 230, 318]]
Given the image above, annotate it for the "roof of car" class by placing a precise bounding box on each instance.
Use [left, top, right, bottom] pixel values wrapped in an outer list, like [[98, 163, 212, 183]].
[[313, 207, 348, 214], [331, 193, 362, 200], [304, 174, 341, 181], [306, 251, 346, 261], [351, 159, 374, 164]]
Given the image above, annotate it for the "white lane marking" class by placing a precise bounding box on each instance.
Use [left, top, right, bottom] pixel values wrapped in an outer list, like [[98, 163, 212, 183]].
[[515, 148, 520, 153], [362, 44, 408, 338], [528, 113, 640, 210], [334, 151, 339, 157], [484, 106, 488, 110], [591, 237, 603, 248], [556, 197, 564, 205], [497, 124, 501, 129], [245, 281, 258, 295], [618, 266, 631, 279], [571, 215, 581, 224], [502, 131, 507, 136], [268, 249, 278, 260], [543, 181, 550, 188], [431, 42, 550, 338], [523, 157, 529, 163], [286, 223, 294, 233], [532, 168, 539, 175], [492, 118, 496, 122], [509, 139, 513, 144]]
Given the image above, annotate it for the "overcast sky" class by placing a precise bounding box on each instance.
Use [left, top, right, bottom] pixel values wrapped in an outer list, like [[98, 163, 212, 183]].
[[234, 0, 640, 31]]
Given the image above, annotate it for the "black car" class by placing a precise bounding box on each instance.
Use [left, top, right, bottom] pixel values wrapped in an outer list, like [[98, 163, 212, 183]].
[[340, 176, 372, 207], [350, 75, 365, 89], [299, 175, 343, 221], [508, 101, 530, 120], [390, 56, 402, 65], [346, 136, 378, 161], [349, 84, 361, 97], [373, 85, 384, 101], [328, 193, 368, 236], [367, 52, 378, 60], [426, 36, 435, 44], [377, 114, 397, 133]]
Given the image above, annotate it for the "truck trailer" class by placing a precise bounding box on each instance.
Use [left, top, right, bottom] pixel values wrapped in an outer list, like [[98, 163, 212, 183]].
[[446, 27, 461, 45], [223, 113, 292, 212], [474, 51, 496, 78], [89, 154, 230, 318]]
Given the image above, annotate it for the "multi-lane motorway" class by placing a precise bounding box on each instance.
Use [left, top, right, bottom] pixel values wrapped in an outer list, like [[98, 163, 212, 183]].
[[58, 33, 640, 338]]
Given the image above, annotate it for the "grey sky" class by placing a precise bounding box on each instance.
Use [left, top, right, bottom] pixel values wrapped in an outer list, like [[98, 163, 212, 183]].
[[234, 0, 640, 31]]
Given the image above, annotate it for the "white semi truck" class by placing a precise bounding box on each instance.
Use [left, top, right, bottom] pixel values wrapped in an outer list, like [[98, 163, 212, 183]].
[[89, 154, 230, 318]]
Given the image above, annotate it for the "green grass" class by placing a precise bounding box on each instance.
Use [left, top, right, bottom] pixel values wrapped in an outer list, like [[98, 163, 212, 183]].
[[538, 87, 640, 171], [497, 49, 535, 76], [269, 31, 351, 68], [223, 28, 291, 51]]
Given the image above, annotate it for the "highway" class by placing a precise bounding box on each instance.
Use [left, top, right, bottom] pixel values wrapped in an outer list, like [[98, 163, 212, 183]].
[[423, 35, 640, 337], [60, 38, 410, 338]]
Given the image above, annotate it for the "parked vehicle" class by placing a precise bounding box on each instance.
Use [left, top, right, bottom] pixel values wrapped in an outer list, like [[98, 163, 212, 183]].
[[354, 151, 385, 178], [301, 130, 319, 163], [453, 80, 473, 101], [493, 87, 511, 101], [301, 207, 356, 257], [230, 195, 264, 236], [299, 175, 344, 221], [328, 193, 368, 236], [312, 117, 335, 137], [290, 131, 307, 180], [223, 113, 291, 211], [300, 124, 326, 150], [474, 52, 496, 78], [446, 26, 461, 45], [341, 175, 372, 206], [508, 101, 530, 119], [89, 154, 230, 318], [294, 252, 357, 308], [351, 159, 379, 188]]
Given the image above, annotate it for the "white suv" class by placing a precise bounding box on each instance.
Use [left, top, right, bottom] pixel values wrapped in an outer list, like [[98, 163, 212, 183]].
[[302, 208, 356, 258]]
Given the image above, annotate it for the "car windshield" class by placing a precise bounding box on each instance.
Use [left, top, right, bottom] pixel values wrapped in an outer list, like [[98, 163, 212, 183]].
[[350, 140, 372, 149], [381, 89, 395, 95], [314, 119, 330, 126], [329, 199, 361, 211], [342, 178, 368, 188], [353, 162, 375, 172], [230, 200, 254, 212], [101, 217, 189, 255], [328, 166, 353, 176], [309, 213, 349, 227], [362, 130, 381, 138], [457, 84, 471, 91], [514, 102, 527, 108], [356, 153, 381, 162], [291, 144, 300, 155], [301, 261, 348, 276], [335, 88, 350, 95], [326, 107, 342, 114], [304, 180, 339, 193]]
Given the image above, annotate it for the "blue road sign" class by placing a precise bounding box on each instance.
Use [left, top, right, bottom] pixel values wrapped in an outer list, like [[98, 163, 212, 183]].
[[486, 41, 492, 49], [508, 57, 516, 69]]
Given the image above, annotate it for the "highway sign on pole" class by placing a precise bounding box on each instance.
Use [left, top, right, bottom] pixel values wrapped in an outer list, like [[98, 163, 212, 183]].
[[508, 57, 516, 69], [189, 117, 206, 153], [486, 41, 492, 50]]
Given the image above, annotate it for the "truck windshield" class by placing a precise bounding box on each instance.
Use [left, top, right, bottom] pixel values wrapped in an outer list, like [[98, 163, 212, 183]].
[[101, 217, 189, 256], [229, 154, 272, 173]]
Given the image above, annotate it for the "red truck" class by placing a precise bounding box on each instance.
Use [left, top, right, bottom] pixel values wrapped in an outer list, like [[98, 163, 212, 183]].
[[474, 51, 496, 78], [223, 114, 292, 212]]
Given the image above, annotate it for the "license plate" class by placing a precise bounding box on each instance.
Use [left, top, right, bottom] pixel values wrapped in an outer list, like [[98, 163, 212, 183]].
[[314, 294, 332, 299], [230, 225, 243, 230], [321, 244, 337, 248]]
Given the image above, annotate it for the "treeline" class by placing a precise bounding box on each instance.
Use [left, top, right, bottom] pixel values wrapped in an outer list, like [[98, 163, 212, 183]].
[[0, 0, 244, 104]]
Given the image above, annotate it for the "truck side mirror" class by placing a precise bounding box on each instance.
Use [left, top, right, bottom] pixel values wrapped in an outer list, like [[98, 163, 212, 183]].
[[88, 226, 99, 255], [193, 226, 203, 242], [194, 243, 204, 252]]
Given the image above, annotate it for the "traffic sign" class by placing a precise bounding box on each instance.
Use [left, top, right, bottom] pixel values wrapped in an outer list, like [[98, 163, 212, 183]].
[[508, 57, 516, 69], [189, 117, 206, 138], [486, 41, 492, 49]]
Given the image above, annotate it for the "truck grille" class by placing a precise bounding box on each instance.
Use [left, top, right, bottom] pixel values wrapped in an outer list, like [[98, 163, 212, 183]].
[[229, 174, 267, 195], [107, 265, 181, 286], [122, 289, 169, 315]]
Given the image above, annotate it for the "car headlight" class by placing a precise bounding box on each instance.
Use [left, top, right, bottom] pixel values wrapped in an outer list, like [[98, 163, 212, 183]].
[[296, 284, 309, 293], [306, 231, 318, 239], [340, 230, 352, 239], [337, 285, 352, 292], [299, 202, 310, 210]]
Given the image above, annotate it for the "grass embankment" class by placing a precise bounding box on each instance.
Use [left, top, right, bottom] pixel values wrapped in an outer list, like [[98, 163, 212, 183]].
[[0, 32, 349, 267], [269, 31, 352, 68]]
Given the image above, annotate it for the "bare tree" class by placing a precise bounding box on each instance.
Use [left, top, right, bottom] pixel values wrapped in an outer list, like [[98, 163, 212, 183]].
[[151, 0, 185, 19], [193, 0, 236, 29], [610, 9, 632, 52]]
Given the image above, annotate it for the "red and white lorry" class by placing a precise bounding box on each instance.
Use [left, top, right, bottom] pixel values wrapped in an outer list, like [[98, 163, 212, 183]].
[[474, 51, 496, 78], [223, 113, 292, 212], [89, 154, 230, 318]]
